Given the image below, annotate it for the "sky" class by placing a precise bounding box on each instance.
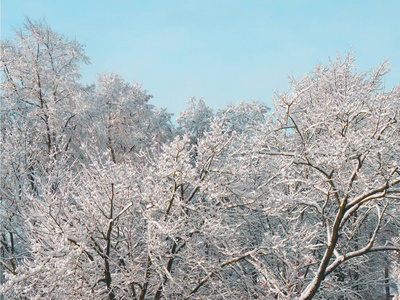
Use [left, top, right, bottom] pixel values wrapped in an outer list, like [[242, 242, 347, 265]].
[[2, 0, 400, 117]]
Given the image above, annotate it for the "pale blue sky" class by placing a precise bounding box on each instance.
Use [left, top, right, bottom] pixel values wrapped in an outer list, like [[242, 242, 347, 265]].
[[2, 0, 400, 117]]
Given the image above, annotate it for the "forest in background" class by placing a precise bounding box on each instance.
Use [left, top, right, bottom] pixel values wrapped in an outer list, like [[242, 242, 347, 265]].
[[1, 19, 400, 299]]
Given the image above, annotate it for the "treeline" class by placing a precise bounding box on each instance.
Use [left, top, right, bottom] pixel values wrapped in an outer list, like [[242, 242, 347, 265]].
[[1, 19, 400, 299]]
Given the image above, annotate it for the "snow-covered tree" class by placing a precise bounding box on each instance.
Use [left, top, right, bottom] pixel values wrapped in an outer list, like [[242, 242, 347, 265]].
[[0, 18, 89, 288], [3, 19, 400, 300], [177, 97, 214, 143], [1, 18, 89, 158], [88, 72, 174, 162], [254, 52, 400, 299]]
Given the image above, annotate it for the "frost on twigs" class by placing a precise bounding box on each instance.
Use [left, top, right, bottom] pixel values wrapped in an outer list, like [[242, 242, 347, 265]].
[[2, 20, 400, 299]]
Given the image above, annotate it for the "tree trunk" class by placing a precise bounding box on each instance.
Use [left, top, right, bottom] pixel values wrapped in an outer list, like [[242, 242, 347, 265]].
[[385, 266, 390, 300]]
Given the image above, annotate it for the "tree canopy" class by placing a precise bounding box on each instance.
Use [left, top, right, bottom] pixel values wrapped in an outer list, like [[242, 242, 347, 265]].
[[1, 19, 400, 300]]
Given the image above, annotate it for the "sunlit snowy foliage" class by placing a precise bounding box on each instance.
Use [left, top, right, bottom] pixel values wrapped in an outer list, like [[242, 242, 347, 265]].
[[2, 19, 400, 300]]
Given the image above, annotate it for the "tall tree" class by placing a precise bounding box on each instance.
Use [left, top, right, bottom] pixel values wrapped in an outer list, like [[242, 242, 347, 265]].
[[255, 53, 400, 299], [0, 18, 89, 288]]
